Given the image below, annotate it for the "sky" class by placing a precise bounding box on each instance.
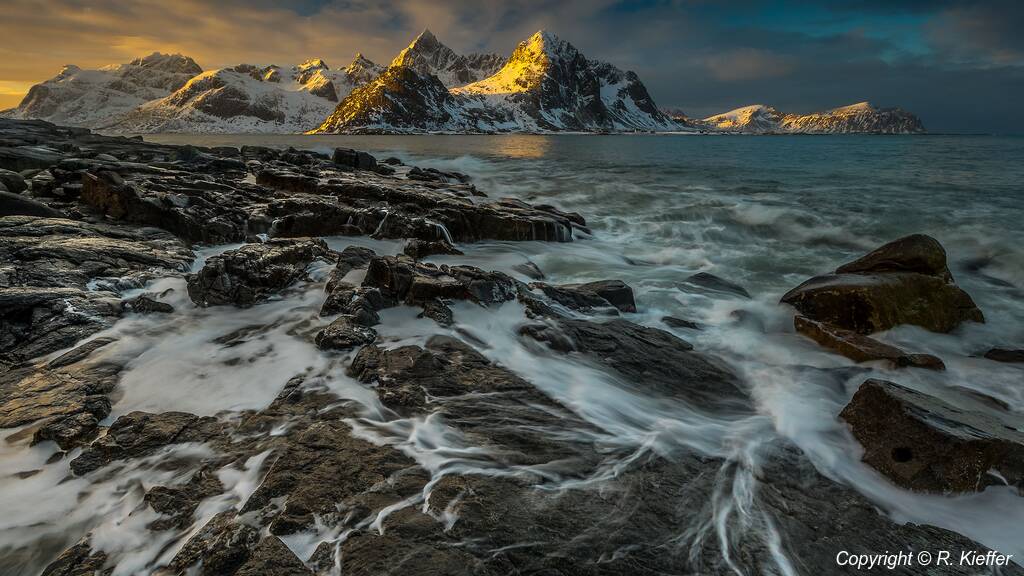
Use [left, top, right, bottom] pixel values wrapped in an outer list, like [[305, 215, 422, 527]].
[[1, 0, 1022, 132]]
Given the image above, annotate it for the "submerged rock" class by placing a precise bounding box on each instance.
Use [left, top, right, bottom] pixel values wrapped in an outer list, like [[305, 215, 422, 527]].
[[782, 234, 984, 333], [520, 317, 749, 411], [684, 272, 751, 298], [984, 348, 1024, 363], [840, 379, 1024, 493], [187, 239, 329, 308]]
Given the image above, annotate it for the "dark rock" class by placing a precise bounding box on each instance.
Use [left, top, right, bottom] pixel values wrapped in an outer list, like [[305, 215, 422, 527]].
[[0, 287, 121, 366], [417, 298, 454, 326], [235, 536, 313, 576], [511, 260, 545, 280], [32, 411, 103, 450], [684, 272, 751, 298], [328, 246, 377, 289], [187, 239, 329, 307], [144, 467, 225, 530], [46, 337, 117, 369], [0, 145, 65, 171], [373, 164, 396, 176], [840, 379, 1024, 493], [363, 255, 519, 307], [0, 190, 63, 217], [0, 168, 28, 193], [532, 279, 636, 313], [333, 148, 377, 171], [662, 316, 702, 330], [70, 411, 221, 475], [984, 348, 1024, 363], [255, 169, 319, 194], [402, 238, 462, 259], [168, 510, 260, 575], [0, 216, 190, 362], [121, 294, 174, 314], [407, 166, 471, 183], [382, 156, 403, 166], [520, 317, 749, 411], [40, 540, 108, 576], [782, 234, 984, 334], [315, 316, 378, 350], [837, 233, 953, 280], [795, 315, 945, 370]]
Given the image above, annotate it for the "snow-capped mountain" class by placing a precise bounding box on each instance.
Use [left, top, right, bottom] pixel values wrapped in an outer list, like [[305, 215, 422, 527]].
[[314, 30, 682, 134], [3, 53, 202, 127], [105, 55, 383, 133], [4, 34, 926, 135], [389, 29, 505, 88], [682, 102, 925, 134]]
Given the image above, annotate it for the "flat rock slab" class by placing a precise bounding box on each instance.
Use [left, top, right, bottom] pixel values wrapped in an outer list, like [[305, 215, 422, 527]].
[[840, 378, 1024, 493]]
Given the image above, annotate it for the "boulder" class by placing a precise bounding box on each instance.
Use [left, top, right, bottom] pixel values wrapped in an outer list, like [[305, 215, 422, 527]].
[[363, 255, 519, 308], [840, 379, 1024, 493], [315, 316, 377, 350], [187, 239, 329, 307], [662, 316, 702, 330], [984, 348, 1024, 363], [532, 279, 636, 313], [333, 148, 377, 171], [0, 168, 28, 193], [684, 272, 751, 298], [782, 234, 984, 333], [0, 190, 63, 218], [321, 285, 383, 325], [402, 238, 463, 260], [795, 315, 945, 370], [121, 294, 174, 314]]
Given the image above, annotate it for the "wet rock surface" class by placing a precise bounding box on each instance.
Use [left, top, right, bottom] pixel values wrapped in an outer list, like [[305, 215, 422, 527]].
[[531, 278, 636, 313], [186, 239, 330, 307], [782, 234, 984, 334], [840, 379, 1024, 494], [1, 118, 1021, 576], [795, 315, 945, 370]]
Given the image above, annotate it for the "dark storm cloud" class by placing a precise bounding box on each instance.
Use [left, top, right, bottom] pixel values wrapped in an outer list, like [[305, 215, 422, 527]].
[[0, 0, 1021, 132]]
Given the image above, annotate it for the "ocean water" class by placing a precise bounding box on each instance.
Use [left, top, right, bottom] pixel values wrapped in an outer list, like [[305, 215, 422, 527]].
[[3, 133, 1023, 574]]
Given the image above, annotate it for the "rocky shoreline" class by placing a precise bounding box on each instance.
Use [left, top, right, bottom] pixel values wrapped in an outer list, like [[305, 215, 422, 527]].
[[1, 118, 1021, 575]]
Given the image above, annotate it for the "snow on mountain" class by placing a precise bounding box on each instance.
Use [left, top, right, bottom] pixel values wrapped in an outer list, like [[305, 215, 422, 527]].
[[314, 30, 682, 134], [698, 101, 925, 134], [105, 55, 383, 133], [3, 53, 202, 127], [389, 29, 505, 88]]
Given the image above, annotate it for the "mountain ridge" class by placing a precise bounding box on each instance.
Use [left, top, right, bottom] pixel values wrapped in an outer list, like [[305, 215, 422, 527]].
[[3, 32, 926, 134]]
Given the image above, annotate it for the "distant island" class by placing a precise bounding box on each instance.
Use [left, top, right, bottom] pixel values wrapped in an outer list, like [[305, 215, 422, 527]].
[[1, 30, 925, 135]]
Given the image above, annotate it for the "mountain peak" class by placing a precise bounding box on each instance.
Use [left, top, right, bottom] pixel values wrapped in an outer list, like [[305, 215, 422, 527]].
[[298, 58, 329, 71], [410, 28, 440, 48], [129, 52, 203, 75], [829, 101, 875, 113]]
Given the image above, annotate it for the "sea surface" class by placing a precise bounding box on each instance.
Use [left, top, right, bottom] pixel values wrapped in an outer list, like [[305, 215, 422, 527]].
[[4, 133, 1024, 574]]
